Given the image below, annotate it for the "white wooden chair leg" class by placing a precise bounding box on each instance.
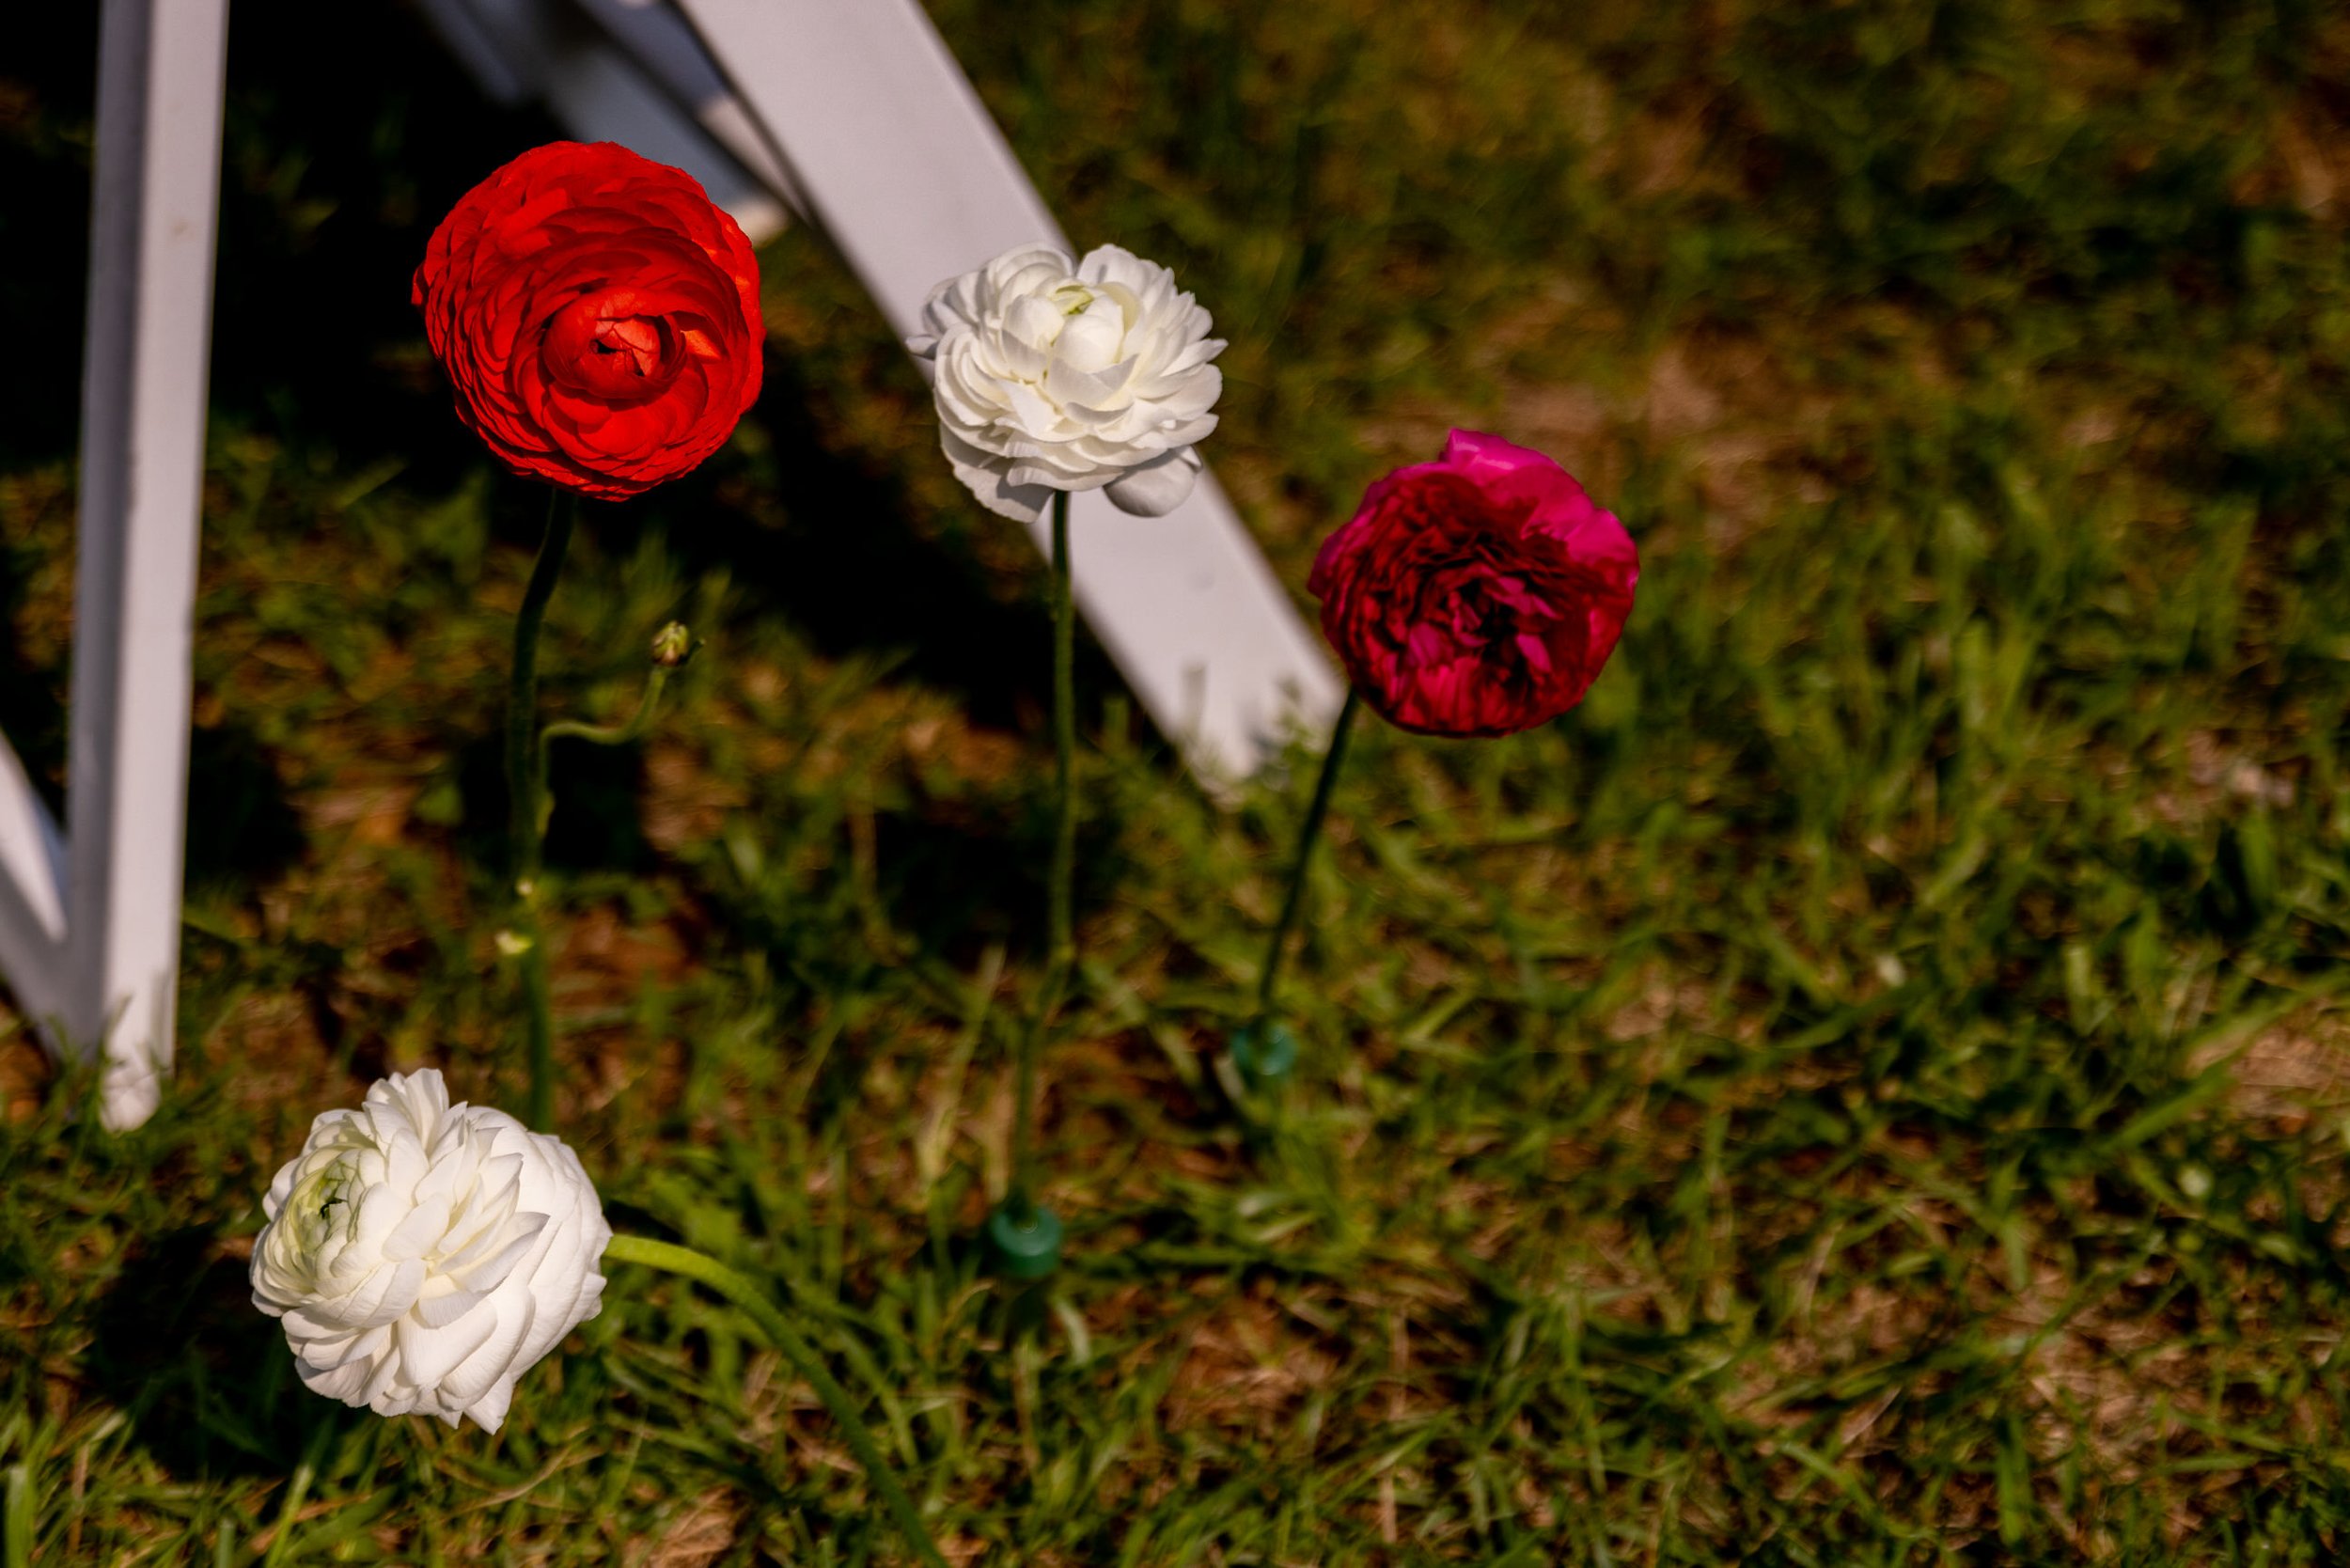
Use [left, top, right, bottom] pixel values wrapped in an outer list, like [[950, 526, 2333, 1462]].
[[59, 0, 231, 1129]]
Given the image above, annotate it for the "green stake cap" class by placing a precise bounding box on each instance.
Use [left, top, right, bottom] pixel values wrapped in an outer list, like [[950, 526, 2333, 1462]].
[[984, 1203, 1065, 1280], [1229, 1020, 1300, 1088]]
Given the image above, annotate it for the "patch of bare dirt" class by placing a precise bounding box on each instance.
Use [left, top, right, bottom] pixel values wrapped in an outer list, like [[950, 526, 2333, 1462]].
[[1164, 1287, 1340, 1436], [2190, 1008, 2350, 1129], [643, 1490, 744, 1568]]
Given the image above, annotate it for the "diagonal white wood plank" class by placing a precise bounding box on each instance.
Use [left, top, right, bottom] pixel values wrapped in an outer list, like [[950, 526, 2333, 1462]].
[[416, 0, 797, 242], [667, 0, 1343, 783]]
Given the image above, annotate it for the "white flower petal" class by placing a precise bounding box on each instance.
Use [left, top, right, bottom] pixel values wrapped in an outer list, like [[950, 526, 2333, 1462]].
[[949, 447, 1053, 523], [1003, 381, 1065, 438], [379, 1192, 452, 1262], [412, 1279, 489, 1329], [1055, 306, 1124, 373], [361, 1353, 408, 1412], [441, 1290, 537, 1406], [995, 330, 1049, 383], [446, 1212, 544, 1291], [329, 1258, 427, 1330], [300, 1356, 372, 1403], [1005, 293, 1067, 353], [1104, 447, 1202, 516], [1005, 460, 1116, 493], [1043, 358, 1131, 416], [462, 1378, 517, 1435], [398, 1301, 499, 1389]]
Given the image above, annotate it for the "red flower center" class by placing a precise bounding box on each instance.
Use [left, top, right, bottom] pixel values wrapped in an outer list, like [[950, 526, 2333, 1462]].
[[540, 288, 685, 400]]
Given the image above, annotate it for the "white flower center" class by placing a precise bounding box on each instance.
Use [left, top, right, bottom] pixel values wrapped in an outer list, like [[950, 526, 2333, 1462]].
[[291, 1157, 361, 1252], [1043, 288, 1129, 377]]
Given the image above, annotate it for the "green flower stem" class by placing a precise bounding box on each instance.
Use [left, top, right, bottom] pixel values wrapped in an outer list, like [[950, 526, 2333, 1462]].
[[1251, 685, 1363, 1026], [508, 489, 576, 1134], [537, 665, 673, 803], [1007, 490, 1076, 1225], [603, 1234, 949, 1568], [1005, 1011, 1048, 1230], [1048, 488, 1077, 992]]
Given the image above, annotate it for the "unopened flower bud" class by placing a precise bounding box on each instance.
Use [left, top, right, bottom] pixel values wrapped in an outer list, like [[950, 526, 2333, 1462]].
[[650, 621, 693, 668]]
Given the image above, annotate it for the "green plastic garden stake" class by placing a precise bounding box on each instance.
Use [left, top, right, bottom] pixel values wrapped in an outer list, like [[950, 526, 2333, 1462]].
[[983, 1202, 1065, 1281], [1228, 1019, 1301, 1090]]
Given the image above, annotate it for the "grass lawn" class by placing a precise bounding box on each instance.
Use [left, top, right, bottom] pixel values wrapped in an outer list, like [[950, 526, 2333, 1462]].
[[8, 0, 2350, 1560]]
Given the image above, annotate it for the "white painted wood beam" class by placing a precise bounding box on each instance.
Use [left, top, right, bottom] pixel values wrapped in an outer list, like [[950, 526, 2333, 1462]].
[[415, 0, 793, 243], [54, 0, 231, 1129]]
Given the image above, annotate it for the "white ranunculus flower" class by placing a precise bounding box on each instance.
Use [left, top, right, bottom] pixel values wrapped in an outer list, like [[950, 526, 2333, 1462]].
[[908, 243, 1225, 523], [249, 1069, 611, 1433]]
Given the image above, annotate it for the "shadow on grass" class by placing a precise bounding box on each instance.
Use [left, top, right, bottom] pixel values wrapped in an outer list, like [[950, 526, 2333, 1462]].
[[2, 3, 566, 482], [872, 788, 1131, 962], [0, 533, 65, 821], [184, 720, 308, 897], [0, 626, 304, 902], [84, 1225, 361, 1480], [653, 344, 1132, 737], [447, 724, 653, 878]]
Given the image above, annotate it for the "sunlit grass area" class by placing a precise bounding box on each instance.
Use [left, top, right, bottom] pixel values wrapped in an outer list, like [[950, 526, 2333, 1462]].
[[7, 0, 2350, 1560]]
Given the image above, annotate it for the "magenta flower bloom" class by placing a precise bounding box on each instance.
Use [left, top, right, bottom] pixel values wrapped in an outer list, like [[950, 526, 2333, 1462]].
[[1308, 430, 1638, 737]]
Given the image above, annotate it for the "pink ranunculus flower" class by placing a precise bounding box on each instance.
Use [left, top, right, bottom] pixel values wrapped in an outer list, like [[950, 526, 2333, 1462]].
[[1308, 430, 1637, 737]]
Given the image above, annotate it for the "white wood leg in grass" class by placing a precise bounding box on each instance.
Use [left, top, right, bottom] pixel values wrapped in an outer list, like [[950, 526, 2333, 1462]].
[[0, 0, 229, 1130]]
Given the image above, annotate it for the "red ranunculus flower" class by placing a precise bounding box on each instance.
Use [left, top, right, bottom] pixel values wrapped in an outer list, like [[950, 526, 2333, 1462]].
[[1308, 430, 1637, 737], [413, 141, 764, 500]]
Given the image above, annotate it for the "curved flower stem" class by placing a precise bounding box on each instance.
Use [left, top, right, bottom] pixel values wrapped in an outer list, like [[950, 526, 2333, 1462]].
[[603, 1234, 949, 1568], [508, 489, 576, 1134], [1007, 490, 1076, 1226], [1250, 686, 1362, 1027], [536, 664, 673, 809]]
